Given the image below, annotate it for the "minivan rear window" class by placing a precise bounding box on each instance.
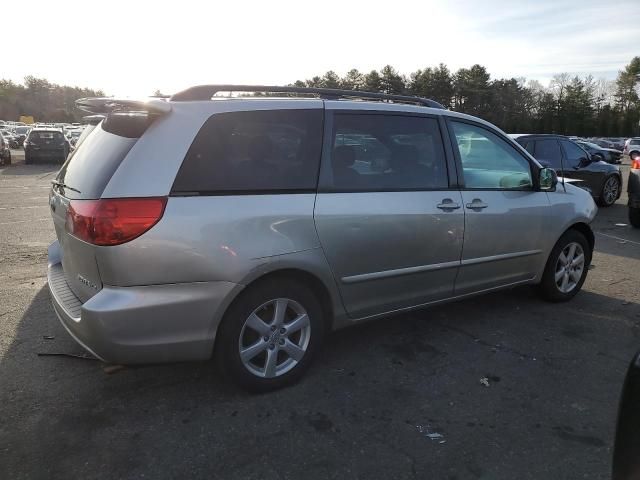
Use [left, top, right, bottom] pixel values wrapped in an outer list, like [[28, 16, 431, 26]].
[[55, 122, 137, 200], [29, 131, 64, 143], [172, 109, 323, 194]]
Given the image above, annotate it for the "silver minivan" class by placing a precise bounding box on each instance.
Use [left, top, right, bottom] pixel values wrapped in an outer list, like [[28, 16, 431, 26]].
[[47, 86, 596, 391]]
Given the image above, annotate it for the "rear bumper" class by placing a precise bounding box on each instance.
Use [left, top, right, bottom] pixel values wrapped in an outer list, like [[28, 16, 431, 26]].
[[47, 241, 241, 364]]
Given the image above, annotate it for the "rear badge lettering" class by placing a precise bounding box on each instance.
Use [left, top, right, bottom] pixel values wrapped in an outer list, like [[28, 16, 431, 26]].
[[77, 274, 98, 290]]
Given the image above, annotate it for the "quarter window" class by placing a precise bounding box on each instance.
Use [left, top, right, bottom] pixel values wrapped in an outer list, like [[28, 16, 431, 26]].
[[328, 114, 448, 190], [451, 121, 532, 189], [534, 139, 563, 170], [560, 140, 589, 169], [172, 109, 323, 193]]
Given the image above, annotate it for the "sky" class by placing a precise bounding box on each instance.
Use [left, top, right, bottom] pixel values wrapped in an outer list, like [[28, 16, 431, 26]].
[[3, 0, 639, 97]]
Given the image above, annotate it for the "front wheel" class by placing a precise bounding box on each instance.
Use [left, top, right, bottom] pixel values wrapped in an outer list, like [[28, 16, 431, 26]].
[[538, 229, 591, 302], [598, 175, 620, 207], [630, 207, 640, 229], [215, 278, 325, 392]]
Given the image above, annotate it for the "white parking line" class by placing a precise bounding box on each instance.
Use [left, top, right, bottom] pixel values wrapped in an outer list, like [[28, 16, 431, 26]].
[[0, 205, 47, 210], [0, 218, 49, 225], [596, 231, 640, 247]]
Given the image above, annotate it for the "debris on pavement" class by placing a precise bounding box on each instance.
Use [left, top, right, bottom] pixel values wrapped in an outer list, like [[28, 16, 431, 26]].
[[103, 364, 126, 375], [37, 352, 99, 361], [42, 335, 55, 340], [416, 424, 446, 443], [480, 377, 490, 387]]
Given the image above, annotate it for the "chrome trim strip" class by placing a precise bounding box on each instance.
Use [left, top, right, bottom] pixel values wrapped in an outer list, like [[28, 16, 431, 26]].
[[460, 249, 542, 266], [341, 260, 460, 284]]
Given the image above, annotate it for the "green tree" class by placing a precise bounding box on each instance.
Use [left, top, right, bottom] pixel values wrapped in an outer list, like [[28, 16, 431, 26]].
[[408, 63, 453, 108], [363, 70, 382, 92], [341, 69, 364, 90], [454, 64, 491, 116], [379, 65, 405, 94]]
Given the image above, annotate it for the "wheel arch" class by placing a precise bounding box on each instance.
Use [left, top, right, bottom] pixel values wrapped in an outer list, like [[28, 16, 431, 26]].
[[214, 266, 341, 353], [565, 222, 595, 262]]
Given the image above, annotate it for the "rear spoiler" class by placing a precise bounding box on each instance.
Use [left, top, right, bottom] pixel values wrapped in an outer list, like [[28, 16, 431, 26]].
[[82, 115, 106, 125], [75, 97, 171, 115]]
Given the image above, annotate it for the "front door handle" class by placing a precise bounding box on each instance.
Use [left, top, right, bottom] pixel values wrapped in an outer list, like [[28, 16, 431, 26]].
[[436, 198, 461, 211], [465, 199, 488, 211]]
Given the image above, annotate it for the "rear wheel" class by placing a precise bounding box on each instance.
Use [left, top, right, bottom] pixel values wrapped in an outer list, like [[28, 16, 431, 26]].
[[215, 278, 325, 392], [630, 207, 640, 229], [598, 175, 620, 207], [538, 229, 591, 302]]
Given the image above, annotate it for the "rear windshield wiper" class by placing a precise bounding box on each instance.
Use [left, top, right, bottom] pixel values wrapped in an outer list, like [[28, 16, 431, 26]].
[[51, 180, 81, 194]]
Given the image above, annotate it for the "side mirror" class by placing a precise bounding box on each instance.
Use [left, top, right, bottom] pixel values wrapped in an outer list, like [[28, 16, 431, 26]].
[[539, 167, 557, 191]]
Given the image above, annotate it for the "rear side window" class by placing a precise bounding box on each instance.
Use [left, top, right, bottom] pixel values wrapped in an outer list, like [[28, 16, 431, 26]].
[[172, 109, 323, 194], [55, 123, 138, 200], [534, 139, 563, 170], [519, 139, 535, 155], [560, 140, 589, 168], [328, 114, 448, 190]]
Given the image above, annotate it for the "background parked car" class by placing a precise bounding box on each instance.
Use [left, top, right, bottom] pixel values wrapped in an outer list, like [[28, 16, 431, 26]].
[[627, 149, 640, 228], [612, 351, 640, 480], [12, 125, 31, 145], [625, 138, 640, 159], [576, 140, 622, 164], [0, 130, 20, 148], [511, 134, 622, 207], [0, 133, 11, 165], [24, 128, 69, 164]]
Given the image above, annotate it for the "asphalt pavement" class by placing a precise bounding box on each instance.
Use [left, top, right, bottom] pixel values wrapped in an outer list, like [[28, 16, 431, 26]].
[[1, 156, 639, 479]]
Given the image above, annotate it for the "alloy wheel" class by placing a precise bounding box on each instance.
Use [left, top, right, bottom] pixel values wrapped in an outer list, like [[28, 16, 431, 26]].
[[555, 242, 585, 293], [238, 298, 311, 378], [603, 177, 619, 205]]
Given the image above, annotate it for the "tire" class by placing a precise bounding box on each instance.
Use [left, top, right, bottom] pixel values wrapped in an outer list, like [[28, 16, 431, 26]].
[[538, 229, 591, 302], [630, 207, 640, 229], [24, 152, 32, 165], [215, 278, 325, 392], [597, 175, 620, 207]]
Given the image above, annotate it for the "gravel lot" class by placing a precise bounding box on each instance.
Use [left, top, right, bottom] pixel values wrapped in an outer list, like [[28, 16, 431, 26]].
[[1, 156, 639, 480]]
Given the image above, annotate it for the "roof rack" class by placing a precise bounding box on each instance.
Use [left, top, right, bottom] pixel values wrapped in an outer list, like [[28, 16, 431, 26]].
[[170, 84, 445, 109], [75, 97, 171, 115]]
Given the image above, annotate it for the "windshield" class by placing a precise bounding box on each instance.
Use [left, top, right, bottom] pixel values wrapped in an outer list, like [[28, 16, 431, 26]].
[[14, 126, 30, 134]]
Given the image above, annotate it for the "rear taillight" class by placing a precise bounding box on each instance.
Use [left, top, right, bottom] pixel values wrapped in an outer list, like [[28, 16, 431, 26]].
[[65, 197, 167, 246]]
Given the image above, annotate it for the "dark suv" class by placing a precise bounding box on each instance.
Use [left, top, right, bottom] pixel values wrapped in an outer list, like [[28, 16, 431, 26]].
[[24, 128, 69, 164], [511, 134, 622, 207]]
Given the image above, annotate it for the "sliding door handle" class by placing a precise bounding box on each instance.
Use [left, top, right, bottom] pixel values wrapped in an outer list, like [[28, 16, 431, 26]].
[[437, 198, 461, 211], [466, 199, 488, 210]]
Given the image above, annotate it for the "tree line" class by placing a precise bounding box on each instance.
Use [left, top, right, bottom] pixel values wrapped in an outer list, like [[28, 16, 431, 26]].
[[291, 57, 640, 137], [0, 76, 104, 123], [1, 57, 639, 136]]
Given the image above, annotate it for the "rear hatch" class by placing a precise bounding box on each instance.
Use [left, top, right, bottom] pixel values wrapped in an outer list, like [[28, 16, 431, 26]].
[[50, 111, 159, 301]]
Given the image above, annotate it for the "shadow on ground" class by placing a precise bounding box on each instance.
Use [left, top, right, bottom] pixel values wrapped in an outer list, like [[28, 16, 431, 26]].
[[0, 163, 59, 177], [1, 278, 638, 479]]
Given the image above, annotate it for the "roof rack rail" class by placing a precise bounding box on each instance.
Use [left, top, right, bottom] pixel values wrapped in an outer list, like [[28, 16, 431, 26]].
[[170, 84, 445, 109], [75, 97, 172, 115]]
